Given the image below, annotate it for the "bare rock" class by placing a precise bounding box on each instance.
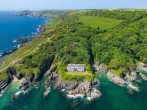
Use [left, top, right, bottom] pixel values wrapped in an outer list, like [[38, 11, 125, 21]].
[[125, 72, 137, 82], [137, 63, 147, 73], [93, 63, 108, 73], [107, 71, 125, 87]]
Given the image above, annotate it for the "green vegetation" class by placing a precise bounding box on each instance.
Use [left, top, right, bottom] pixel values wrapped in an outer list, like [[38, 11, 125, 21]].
[[0, 9, 147, 80], [33, 10, 66, 18], [62, 72, 94, 82], [0, 73, 8, 80], [15, 10, 66, 18], [79, 16, 122, 30], [88, 10, 147, 74]]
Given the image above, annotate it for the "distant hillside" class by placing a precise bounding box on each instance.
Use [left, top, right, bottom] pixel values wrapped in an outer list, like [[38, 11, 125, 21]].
[[15, 10, 66, 18]]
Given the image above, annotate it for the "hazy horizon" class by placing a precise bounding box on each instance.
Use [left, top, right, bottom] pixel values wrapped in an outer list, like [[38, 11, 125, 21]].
[[0, 0, 147, 11]]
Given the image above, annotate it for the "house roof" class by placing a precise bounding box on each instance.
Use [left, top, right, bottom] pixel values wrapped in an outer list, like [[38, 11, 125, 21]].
[[67, 64, 85, 67]]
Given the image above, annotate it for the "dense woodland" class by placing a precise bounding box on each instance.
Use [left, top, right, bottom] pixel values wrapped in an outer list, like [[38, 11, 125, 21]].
[[0, 10, 147, 81]]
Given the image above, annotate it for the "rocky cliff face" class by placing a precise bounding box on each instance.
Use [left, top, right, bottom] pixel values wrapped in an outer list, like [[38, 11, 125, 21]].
[[35, 59, 54, 82], [45, 65, 101, 101], [93, 62, 108, 73]]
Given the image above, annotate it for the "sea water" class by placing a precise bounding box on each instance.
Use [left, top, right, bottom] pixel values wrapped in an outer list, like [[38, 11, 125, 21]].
[[0, 11, 46, 53], [0, 74, 147, 110]]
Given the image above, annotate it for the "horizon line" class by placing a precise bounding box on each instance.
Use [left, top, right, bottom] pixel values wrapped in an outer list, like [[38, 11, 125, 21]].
[[0, 8, 147, 11]]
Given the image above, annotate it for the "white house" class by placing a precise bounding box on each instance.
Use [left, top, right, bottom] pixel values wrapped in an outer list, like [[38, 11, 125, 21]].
[[67, 64, 85, 72]]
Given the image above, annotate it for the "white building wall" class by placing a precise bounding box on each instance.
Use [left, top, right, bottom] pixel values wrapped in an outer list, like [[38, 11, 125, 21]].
[[67, 64, 85, 72]]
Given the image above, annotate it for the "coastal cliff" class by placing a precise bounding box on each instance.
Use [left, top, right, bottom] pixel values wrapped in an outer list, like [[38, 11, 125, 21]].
[[44, 65, 101, 100], [15, 10, 66, 18], [0, 9, 147, 100]]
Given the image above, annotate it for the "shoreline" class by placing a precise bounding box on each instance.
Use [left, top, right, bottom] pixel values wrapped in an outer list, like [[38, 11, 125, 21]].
[[0, 17, 51, 59], [0, 15, 51, 93]]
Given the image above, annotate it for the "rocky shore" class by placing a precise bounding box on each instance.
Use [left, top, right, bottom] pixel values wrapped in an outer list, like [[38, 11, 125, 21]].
[[0, 48, 17, 58], [1, 58, 147, 101], [137, 63, 147, 73], [44, 65, 101, 101], [37, 24, 46, 33], [93, 62, 108, 73], [13, 37, 34, 43], [9, 65, 101, 101], [43, 62, 147, 100], [107, 71, 125, 87], [139, 73, 147, 81], [106, 65, 147, 93], [13, 24, 46, 44]]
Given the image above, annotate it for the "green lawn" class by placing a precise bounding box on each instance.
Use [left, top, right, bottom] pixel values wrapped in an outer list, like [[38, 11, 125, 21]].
[[79, 16, 122, 30], [61, 71, 94, 82]]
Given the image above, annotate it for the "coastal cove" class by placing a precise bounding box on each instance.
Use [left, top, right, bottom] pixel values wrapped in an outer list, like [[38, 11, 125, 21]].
[[0, 9, 147, 110], [1, 74, 147, 110]]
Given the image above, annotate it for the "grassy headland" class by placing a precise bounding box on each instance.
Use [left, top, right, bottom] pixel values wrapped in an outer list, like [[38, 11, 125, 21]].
[[0, 9, 147, 81]]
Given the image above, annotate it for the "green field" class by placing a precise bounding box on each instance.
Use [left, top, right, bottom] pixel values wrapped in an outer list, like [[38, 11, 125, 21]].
[[62, 71, 94, 82], [79, 16, 122, 30]]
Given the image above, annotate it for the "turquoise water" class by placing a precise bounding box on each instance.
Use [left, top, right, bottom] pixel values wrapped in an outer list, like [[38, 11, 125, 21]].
[[0, 11, 46, 53], [0, 80, 22, 109], [1, 74, 147, 110]]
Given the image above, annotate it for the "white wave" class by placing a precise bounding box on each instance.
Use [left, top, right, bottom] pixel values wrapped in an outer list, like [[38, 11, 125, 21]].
[[14, 91, 22, 96]]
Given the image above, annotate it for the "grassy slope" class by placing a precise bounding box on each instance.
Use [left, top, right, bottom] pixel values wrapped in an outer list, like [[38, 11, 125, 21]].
[[0, 73, 8, 80], [79, 16, 122, 30]]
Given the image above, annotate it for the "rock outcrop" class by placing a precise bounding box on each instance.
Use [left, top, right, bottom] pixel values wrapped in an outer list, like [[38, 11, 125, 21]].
[[124, 71, 137, 82], [137, 63, 147, 73], [107, 71, 125, 87], [45, 65, 101, 101], [139, 73, 147, 81], [93, 62, 108, 73]]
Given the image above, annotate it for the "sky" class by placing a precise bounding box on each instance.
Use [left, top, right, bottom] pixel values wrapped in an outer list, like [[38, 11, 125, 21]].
[[0, 0, 147, 10]]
